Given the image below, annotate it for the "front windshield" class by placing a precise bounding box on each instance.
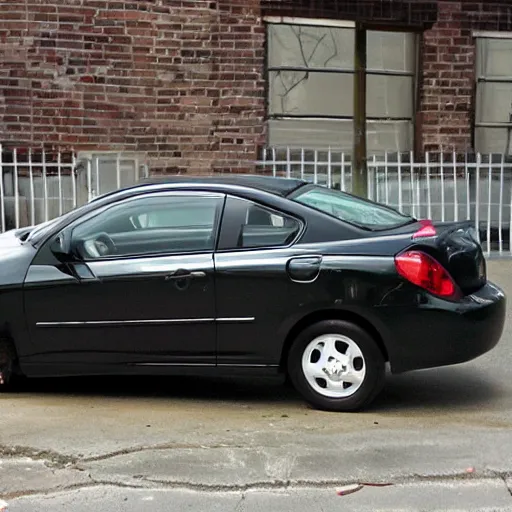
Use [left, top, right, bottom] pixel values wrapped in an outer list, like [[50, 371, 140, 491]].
[[293, 186, 414, 230]]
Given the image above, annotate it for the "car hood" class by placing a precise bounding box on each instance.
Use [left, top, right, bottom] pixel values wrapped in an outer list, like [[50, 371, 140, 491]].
[[0, 228, 27, 246]]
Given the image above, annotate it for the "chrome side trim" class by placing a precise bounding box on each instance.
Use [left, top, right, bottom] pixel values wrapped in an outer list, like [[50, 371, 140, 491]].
[[36, 318, 215, 327], [216, 317, 255, 323], [134, 363, 214, 367], [36, 317, 256, 328], [217, 364, 278, 368], [134, 363, 277, 368]]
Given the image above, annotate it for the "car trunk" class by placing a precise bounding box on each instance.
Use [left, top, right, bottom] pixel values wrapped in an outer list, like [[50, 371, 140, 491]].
[[409, 220, 487, 296]]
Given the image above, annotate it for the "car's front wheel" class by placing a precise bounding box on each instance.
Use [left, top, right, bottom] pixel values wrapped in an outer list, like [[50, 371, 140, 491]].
[[287, 320, 385, 412]]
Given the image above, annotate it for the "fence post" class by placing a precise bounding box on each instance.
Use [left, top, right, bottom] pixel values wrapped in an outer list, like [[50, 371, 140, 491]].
[[57, 150, 63, 216], [487, 156, 492, 254], [86, 157, 93, 202], [72, 150, 77, 209], [116, 152, 121, 189], [425, 152, 431, 219], [440, 152, 445, 222], [313, 149, 318, 184], [13, 149, 19, 229], [410, 152, 416, 218], [397, 151, 402, 212], [475, 153, 481, 242], [452, 151, 458, 222], [42, 149, 48, 222], [29, 148, 35, 226], [499, 153, 504, 254], [341, 152, 346, 191], [384, 152, 389, 205], [327, 148, 332, 188], [286, 147, 291, 179]]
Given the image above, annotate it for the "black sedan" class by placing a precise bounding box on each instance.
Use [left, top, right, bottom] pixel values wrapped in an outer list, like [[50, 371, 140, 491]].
[[0, 175, 506, 411]]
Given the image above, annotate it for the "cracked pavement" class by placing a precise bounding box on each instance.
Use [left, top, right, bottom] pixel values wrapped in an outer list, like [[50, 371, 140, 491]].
[[1, 260, 512, 510]]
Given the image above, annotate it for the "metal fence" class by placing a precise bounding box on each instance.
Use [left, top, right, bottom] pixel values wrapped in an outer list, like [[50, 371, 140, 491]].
[[257, 148, 512, 257], [1, 145, 512, 257], [0, 145, 148, 232]]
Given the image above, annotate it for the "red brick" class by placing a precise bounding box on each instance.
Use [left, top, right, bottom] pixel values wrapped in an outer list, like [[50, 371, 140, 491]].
[[0, 0, 264, 172]]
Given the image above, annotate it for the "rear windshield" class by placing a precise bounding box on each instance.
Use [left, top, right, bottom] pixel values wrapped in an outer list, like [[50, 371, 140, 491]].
[[293, 186, 414, 231]]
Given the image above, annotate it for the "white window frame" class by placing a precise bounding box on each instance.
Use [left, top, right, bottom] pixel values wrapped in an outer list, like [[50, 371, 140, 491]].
[[265, 18, 419, 152], [473, 31, 512, 154]]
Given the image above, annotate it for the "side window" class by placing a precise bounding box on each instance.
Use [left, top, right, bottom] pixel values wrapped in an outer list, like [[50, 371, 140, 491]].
[[70, 194, 224, 259], [220, 197, 301, 250]]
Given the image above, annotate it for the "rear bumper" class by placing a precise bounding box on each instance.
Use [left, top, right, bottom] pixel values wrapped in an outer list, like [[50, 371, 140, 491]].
[[379, 281, 506, 374]]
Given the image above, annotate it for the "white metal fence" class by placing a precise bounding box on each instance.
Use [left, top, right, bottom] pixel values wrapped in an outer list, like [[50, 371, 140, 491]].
[[1, 145, 512, 257], [257, 148, 512, 257], [0, 145, 148, 232]]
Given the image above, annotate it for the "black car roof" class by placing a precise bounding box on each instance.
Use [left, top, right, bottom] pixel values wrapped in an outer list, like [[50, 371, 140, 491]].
[[140, 175, 307, 197]]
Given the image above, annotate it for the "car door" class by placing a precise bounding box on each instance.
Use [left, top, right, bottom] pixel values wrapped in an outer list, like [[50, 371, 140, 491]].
[[214, 195, 304, 367], [23, 191, 225, 369]]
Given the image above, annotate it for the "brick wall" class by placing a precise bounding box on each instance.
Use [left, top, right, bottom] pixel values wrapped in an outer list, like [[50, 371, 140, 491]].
[[0, 0, 265, 173], [420, 1, 512, 153], [3, 1, 512, 172], [262, 0, 438, 27]]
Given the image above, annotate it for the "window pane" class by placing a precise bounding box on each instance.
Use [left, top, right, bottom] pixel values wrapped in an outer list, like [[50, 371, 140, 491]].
[[367, 121, 413, 154], [269, 71, 353, 117], [268, 118, 354, 149], [477, 38, 512, 78], [268, 24, 354, 70], [267, 119, 413, 153], [294, 186, 412, 230], [367, 31, 416, 73], [231, 200, 300, 249], [475, 127, 512, 155], [476, 82, 512, 124], [71, 195, 223, 258], [367, 74, 414, 118]]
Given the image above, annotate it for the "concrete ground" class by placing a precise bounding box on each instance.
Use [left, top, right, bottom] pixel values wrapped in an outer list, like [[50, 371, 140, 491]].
[[1, 260, 512, 511]]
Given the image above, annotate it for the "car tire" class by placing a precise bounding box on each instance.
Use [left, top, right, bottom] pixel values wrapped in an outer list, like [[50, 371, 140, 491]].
[[0, 339, 17, 392], [287, 320, 385, 412]]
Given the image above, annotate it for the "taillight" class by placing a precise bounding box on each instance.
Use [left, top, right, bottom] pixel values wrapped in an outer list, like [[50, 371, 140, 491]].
[[395, 250, 461, 300], [412, 219, 437, 239]]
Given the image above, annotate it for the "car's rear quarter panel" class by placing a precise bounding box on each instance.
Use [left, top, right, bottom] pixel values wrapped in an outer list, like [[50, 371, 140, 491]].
[[274, 236, 505, 375], [275, 248, 399, 367]]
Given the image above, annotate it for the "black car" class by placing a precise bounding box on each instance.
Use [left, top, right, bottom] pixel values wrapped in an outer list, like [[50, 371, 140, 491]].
[[0, 175, 506, 411]]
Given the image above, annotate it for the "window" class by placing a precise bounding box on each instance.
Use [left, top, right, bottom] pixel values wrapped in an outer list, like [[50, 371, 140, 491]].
[[70, 194, 224, 259], [266, 21, 418, 153], [293, 185, 413, 230], [475, 36, 512, 154], [222, 197, 301, 249]]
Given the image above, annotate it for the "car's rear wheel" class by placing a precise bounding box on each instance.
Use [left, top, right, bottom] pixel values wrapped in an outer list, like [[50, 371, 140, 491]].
[[0, 339, 17, 391], [287, 320, 385, 412]]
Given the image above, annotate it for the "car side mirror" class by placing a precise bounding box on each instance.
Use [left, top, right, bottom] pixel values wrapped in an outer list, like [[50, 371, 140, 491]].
[[50, 229, 72, 259]]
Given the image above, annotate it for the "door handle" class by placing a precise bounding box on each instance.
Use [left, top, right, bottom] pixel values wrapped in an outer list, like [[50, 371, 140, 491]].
[[165, 269, 206, 281], [189, 271, 206, 279]]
